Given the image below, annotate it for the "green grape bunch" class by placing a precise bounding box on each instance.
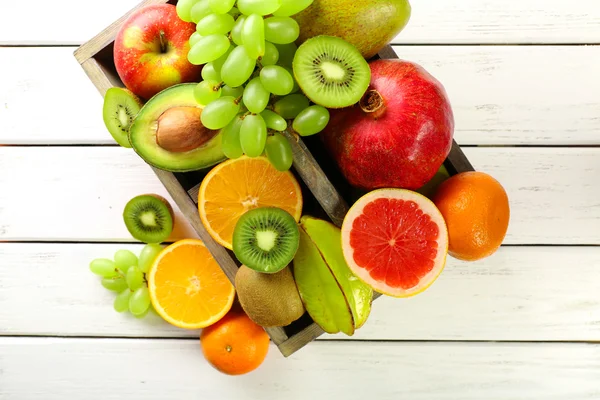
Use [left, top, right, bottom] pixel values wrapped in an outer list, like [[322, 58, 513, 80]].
[[177, 0, 331, 172], [89, 244, 164, 319]]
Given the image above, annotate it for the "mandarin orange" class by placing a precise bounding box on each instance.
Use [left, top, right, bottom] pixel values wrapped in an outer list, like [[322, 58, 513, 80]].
[[200, 311, 270, 375], [432, 171, 510, 261]]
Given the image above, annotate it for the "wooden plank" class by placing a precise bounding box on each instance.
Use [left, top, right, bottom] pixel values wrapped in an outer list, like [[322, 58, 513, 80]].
[[2, 46, 600, 145], [0, 146, 597, 244], [2, 338, 600, 399], [3, 244, 600, 342], [2, 0, 599, 45]]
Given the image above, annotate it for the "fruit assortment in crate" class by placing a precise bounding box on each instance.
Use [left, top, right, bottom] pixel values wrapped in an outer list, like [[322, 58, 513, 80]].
[[75, 0, 510, 373]]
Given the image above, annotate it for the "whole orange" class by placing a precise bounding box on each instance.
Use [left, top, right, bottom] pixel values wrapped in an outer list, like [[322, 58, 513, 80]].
[[432, 171, 510, 261], [200, 311, 270, 375]]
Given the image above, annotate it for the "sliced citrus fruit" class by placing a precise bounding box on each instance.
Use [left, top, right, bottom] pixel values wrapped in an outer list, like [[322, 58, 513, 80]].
[[148, 239, 235, 329], [199, 156, 303, 250], [341, 189, 449, 298]]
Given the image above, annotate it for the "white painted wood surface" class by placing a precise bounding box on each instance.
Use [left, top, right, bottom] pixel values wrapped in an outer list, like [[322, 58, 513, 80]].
[[2, 338, 600, 399], [2, 243, 600, 341], [1, 0, 599, 45], [0, 146, 598, 244], [1, 0, 599, 398], [2, 46, 599, 145]]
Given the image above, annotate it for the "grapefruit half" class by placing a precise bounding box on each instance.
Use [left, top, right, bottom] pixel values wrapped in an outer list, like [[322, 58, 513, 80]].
[[341, 189, 449, 298]]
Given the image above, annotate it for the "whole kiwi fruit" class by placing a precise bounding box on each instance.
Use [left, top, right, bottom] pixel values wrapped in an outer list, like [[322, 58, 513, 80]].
[[235, 265, 305, 327]]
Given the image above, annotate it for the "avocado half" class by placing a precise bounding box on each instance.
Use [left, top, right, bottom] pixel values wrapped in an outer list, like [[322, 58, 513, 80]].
[[129, 83, 226, 172]]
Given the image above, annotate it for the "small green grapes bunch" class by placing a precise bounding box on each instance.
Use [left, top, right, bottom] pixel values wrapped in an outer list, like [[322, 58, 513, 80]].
[[89, 244, 163, 318], [176, 0, 330, 171]]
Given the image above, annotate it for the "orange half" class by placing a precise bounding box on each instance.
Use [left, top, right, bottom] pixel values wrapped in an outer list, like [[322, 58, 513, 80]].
[[198, 156, 303, 250], [148, 239, 235, 329]]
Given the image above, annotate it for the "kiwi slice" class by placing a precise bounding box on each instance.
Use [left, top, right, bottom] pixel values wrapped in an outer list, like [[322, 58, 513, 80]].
[[232, 207, 300, 274], [103, 87, 143, 148], [293, 35, 371, 109], [123, 194, 174, 244]]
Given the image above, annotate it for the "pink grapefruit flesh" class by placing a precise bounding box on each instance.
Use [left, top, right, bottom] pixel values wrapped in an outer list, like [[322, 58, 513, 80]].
[[341, 189, 448, 297]]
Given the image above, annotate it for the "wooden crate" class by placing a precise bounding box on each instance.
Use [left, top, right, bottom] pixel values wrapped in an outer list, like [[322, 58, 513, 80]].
[[74, 0, 475, 357]]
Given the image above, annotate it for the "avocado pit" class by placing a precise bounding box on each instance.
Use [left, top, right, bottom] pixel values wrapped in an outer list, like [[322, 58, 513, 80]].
[[156, 106, 217, 153]]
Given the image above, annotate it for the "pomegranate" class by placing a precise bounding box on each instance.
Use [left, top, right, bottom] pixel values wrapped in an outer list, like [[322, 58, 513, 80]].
[[321, 59, 454, 191]]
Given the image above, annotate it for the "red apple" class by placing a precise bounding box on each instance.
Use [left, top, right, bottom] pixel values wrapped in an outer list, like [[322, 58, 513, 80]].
[[321, 59, 454, 191], [114, 4, 201, 100]]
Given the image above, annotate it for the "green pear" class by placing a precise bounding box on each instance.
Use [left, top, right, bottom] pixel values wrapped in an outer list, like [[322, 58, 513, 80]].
[[293, 227, 355, 335], [294, 0, 412, 60], [301, 216, 373, 329]]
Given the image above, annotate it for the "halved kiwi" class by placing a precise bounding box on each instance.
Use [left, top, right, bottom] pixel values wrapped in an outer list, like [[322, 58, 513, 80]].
[[103, 87, 143, 148], [292, 35, 371, 109], [123, 194, 174, 244], [232, 207, 300, 274]]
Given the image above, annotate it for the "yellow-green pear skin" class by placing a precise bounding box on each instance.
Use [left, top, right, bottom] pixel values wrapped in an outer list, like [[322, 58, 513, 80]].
[[294, 0, 412, 60], [300, 216, 373, 329], [293, 227, 355, 335], [235, 265, 305, 327]]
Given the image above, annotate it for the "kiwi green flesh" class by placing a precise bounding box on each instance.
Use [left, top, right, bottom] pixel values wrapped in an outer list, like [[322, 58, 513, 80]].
[[123, 195, 173, 244], [293, 35, 371, 109], [129, 83, 226, 173], [232, 207, 300, 274], [103, 88, 142, 148]]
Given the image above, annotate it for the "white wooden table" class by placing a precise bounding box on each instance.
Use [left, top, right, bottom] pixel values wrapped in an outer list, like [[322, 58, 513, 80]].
[[1, 1, 600, 398]]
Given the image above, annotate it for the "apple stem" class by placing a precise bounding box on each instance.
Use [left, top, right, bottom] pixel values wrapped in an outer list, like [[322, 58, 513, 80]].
[[359, 90, 386, 119], [159, 30, 167, 53]]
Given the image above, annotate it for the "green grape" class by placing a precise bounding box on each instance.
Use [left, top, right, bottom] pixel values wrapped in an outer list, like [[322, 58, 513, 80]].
[[283, 66, 300, 93], [229, 6, 240, 17], [260, 42, 279, 66], [201, 62, 220, 82], [242, 14, 265, 59], [197, 13, 235, 36], [222, 85, 244, 98], [190, 0, 212, 23], [177, 0, 200, 22], [89, 258, 119, 278], [221, 115, 244, 159], [102, 276, 128, 292], [243, 77, 270, 114], [221, 45, 257, 87], [134, 307, 150, 319], [114, 289, 132, 313], [209, 0, 236, 14], [293, 105, 330, 136], [213, 46, 233, 74], [261, 109, 287, 131], [195, 80, 222, 106], [126, 266, 145, 291], [189, 32, 203, 47], [188, 34, 231, 65], [238, 0, 282, 16], [273, 0, 314, 17], [240, 114, 267, 157], [129, 287, 151, 316], [231, 15, 247, 46], [114, 250, 138, 273], [201, 96, 241, 129], [264, 17, 299, 44], [275, 42, 297, 67], [273, 93, 309, 119], [138, 244, 163, 274], [260, 65, 294, 95], [265, 133, 294, 171]]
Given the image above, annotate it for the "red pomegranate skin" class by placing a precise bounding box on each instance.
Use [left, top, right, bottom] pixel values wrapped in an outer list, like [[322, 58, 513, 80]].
[[322, 59, 454, 191]]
